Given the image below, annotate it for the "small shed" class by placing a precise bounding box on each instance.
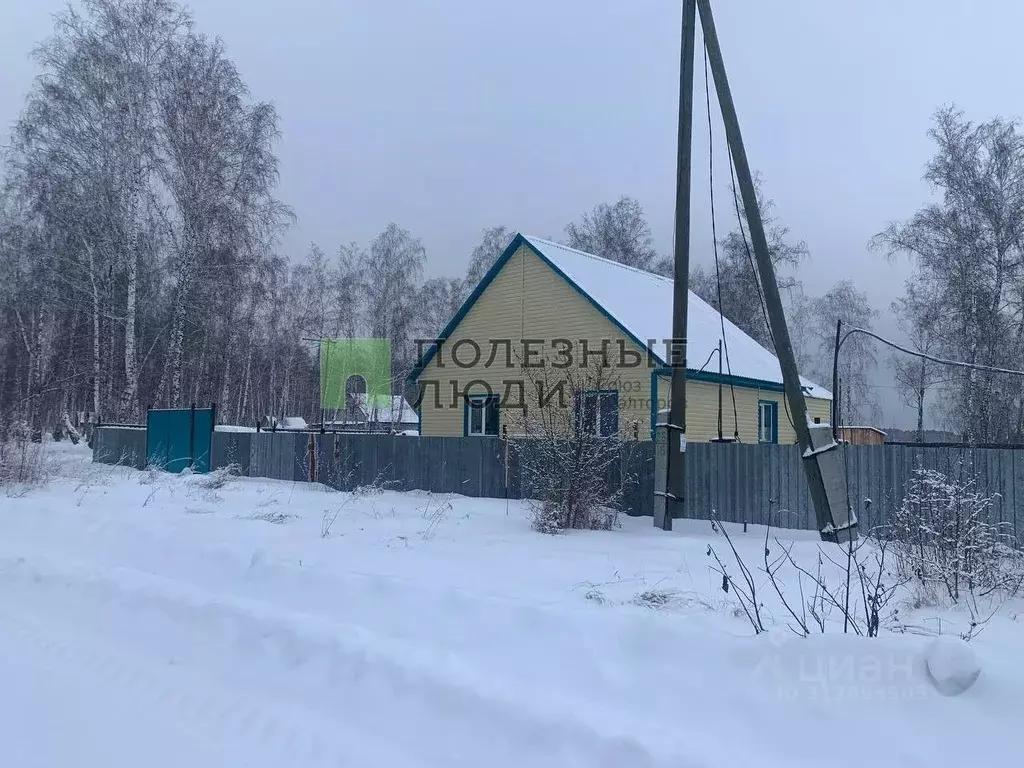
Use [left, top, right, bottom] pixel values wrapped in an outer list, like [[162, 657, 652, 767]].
[[259, 415, 309, 431], [328, 394, 419, 434], [839, 426, 886, 446]]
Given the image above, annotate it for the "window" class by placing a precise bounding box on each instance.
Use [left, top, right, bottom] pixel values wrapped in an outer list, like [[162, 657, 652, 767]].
[[575, 390, 619, 438], [465, 394, 499, 436], [758, 400, 778, 444]]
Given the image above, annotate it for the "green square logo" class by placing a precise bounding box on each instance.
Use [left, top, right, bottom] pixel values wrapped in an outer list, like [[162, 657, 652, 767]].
[[320, 338, 392, 411]]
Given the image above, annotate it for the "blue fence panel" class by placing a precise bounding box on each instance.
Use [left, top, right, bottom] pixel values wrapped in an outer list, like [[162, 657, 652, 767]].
[[192, 408, 214, 473], [145, 407, 214, 473]]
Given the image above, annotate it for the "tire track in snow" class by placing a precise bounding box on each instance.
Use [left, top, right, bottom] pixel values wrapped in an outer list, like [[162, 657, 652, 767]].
[[3, 502, 695, 699], [0, 579, 424, 768], [0, 553, 683, 768]]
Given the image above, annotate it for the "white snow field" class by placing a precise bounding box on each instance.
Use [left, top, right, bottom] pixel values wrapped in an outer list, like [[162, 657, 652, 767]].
[[1, 443, 1022, 767]]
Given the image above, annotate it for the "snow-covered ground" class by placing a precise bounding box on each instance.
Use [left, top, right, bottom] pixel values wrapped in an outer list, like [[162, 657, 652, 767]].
[[1, 442, 1021, 767]]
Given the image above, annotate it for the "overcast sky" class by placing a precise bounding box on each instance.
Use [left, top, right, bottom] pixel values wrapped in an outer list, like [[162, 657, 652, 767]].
[[3, 0, 1021, 429]]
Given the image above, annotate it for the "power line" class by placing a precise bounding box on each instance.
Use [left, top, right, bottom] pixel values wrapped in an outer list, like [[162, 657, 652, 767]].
[[725, 145, 799, 432], [839, 327, 1024, 379]]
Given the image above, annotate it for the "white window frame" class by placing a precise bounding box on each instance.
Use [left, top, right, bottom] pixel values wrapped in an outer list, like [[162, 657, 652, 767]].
[[758, 400, 778, 444], [466, 394, 498, 437]]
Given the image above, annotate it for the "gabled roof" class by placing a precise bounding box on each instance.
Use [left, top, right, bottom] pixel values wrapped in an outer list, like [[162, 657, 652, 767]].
[[410, 232, 830, 399]]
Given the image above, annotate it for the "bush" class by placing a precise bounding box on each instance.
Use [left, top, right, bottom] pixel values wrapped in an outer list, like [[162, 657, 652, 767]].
[[883, 466, 1024, 607], [196, 462, 242, 490], [527, 495, 619, 534], [0, 420, 54, 492], [511, 365, 627, 534]]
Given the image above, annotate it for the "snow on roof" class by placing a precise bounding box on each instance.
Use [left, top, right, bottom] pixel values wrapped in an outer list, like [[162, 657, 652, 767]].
[[522, 235, 831, 399], [347, 394, 419, 425]]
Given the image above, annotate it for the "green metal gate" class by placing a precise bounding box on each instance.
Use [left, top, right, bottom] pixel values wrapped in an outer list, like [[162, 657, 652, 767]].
[[146, 405, 215, 473]]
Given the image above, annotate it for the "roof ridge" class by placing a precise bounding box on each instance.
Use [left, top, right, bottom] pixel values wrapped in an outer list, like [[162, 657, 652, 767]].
[[522, 234, 673, 284]]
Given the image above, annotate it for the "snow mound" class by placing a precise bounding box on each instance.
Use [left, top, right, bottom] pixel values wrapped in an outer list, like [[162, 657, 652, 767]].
[[924, 636, 981, 697]]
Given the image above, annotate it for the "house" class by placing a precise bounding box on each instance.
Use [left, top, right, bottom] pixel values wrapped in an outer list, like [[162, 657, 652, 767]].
[[328, 393, 419, 434], [409, 233, 831, 442], [838, 426, 886, 445]]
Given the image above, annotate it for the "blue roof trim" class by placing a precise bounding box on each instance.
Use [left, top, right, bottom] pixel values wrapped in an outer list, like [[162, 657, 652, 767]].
[[408, 232, 668, 382], [651, 366, 795, 394], [408, 233, 528, 382], [408, 233, 817, 398], [524, 240, 668, 369]]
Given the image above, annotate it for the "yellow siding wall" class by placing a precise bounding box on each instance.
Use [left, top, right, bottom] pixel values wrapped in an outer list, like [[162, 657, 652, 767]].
[[654, 374, 832, 443], [418, 245, 655, 438], [417, 243, 832, 442]]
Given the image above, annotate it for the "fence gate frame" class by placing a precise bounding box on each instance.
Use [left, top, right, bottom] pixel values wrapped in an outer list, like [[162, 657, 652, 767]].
[[145, 402, 216, 473]]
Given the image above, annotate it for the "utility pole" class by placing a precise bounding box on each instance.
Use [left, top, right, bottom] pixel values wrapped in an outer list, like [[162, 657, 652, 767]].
[[696, 0, 850, 541], [831, 319, 843, 442], [657, 0, 698, 531]]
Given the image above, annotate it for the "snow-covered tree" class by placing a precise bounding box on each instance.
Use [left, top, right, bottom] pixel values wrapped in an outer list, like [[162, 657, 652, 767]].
[[565, 196, 659, 270], [789, 280, 880, 425], [464, 225, 512, 294], [691, 175, 808, 349], [874, 106, 1024, 442], [362, 223, 425, 379], [416, 277, 464, 342], [0, 0, 291, 429], [888, 278, 946, 441]]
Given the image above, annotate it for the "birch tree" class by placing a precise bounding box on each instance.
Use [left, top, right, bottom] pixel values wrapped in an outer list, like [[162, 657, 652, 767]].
[[787, 282, 880, 425], [416, 277, 464, 341], [565, 196, 659, 270], [874, 106, 1024, 442], [363, 223, 426, 378], [691, 176, 808, 349], [888, 278, 946, 441], [333, 242, 366, 340], [464, 225, 513, 293], [0, 0, 291, 427], [156, 31, 291, 406]]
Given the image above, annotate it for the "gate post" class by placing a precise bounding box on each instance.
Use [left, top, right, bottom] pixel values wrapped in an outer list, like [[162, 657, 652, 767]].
[[188, 402, 196, 470], [145, 404, 152, 468]]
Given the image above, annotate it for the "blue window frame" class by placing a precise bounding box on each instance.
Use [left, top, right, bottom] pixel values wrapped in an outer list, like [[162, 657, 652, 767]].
[[758, 400, 779, 444], [464, 394, 499, 436], [575, 390, 619, 438]]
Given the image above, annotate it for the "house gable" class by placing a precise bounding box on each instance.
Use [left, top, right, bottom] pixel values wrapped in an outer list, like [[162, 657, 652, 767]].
[[409, 233, 658, 381], [413, 241, 660, 437]]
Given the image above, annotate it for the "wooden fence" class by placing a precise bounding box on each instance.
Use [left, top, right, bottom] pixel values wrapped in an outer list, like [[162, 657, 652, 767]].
[[93, 427, 1024, 536]]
